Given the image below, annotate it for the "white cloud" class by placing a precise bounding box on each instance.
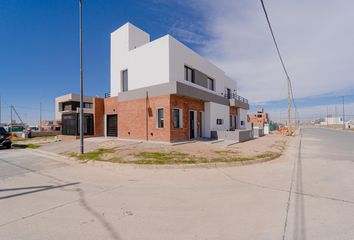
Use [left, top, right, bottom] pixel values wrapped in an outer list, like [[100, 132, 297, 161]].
[[186, 0, 354, 103]]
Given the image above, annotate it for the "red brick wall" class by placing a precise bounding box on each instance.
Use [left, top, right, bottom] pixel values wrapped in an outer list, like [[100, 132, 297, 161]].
[[117, 95, 171, 141], [170, 95, 204, 142], [93, 98, 104, 136], [93, 94, 206, 142]]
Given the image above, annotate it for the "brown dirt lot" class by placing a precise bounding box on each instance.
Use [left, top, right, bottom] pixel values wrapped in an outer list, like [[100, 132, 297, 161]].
[[66, 132, 290, 164]]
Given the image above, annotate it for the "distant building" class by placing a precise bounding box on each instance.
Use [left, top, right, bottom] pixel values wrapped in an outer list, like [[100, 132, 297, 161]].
[[248, 107, 269, 128], [55, 94, 95, 136], [320, 115, 344, 125]]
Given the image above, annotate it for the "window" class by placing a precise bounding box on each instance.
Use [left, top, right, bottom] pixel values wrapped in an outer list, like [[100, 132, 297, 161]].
[[216, 119, 224, 125], [226, 88, 231, 99], [184, 66, 194, 83], [173, 109, 183, 128], [207, 78, 215, 91], [84, 103, 93, 109], [241, 120, 244, 126], [157, 108, 164, 128], [122, 69, 128, 92]]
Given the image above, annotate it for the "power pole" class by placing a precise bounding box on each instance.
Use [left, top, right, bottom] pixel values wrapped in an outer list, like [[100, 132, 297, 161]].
[[287, 79, 291, 135], [342, 96, 345, 130], [326, 106, 329, 126], [79, 0, 84, 154], [39, 102, 42, 132]]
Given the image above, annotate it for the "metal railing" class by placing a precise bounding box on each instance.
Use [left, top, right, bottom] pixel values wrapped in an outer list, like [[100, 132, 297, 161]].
[[224, 92, 248, 104]]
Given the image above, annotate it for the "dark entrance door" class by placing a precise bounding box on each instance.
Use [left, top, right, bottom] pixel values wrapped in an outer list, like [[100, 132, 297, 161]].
[[62, 113, 78, 135], [107, 115, 118, 137], [189, 111, 195, 139]]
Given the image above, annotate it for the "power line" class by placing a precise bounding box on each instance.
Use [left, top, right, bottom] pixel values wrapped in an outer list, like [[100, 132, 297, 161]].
[[259, 0, 298, 130]]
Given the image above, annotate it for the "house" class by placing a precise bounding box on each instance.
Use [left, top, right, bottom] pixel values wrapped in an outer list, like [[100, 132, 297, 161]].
[[55, 94, 95, 136], [58, 23, 250, 142], [248, 107, 268, 128], [319, 115, 344, 126]]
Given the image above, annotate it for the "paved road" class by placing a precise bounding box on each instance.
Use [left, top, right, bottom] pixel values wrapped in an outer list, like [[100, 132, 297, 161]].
[[0, 128, 353, 239]]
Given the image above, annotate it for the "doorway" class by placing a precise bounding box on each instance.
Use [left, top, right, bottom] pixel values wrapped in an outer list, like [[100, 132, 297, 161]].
[[106, 114, 118, 137], [189, 111, 196, 139]]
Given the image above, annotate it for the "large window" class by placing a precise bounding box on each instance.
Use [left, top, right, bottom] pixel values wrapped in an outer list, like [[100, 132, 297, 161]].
[[157, 108, 164, 128], [184, 66, 194, 83], [207, 78, 215, 91], [122, 69, 128, 92], [173, 108, 183, 128]]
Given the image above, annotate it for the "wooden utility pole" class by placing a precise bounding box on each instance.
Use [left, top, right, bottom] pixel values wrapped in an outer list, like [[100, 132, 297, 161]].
[[287, 79, 291, 135]]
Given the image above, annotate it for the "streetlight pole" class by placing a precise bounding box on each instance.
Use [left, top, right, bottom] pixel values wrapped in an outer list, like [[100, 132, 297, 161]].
[[79, 0, 84, 154], [342, 96, 345, 130]]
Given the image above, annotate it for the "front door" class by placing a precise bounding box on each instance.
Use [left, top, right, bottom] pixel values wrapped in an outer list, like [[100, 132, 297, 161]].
[[189, 111, 195, 139], [107, 114, 118, 137]]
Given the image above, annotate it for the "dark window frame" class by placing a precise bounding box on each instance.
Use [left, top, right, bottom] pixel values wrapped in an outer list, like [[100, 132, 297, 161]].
[[207, 78, 215, 91], [122, 69, 128, 92], [157, 108, 164, 128], [173, 108, 183, 128], [184, 66, 194, 83]]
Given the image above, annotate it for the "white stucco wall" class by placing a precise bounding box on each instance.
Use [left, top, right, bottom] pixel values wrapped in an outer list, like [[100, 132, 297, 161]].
[[110, 23, 237, 97], [238, 108, 250, 130], [204, 102, 230, 138], [168, 36, 237, 95]]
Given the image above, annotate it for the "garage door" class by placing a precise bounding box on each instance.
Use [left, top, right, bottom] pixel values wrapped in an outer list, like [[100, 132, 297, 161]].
[[107, 115, 118, 137]]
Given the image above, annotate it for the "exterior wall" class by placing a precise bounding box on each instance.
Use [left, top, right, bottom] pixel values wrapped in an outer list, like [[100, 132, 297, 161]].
[[204, 102, 230, 138], [118, 95, 171, 141], [111, 23, 169, 96], [93, 98, 104, 136], [170, 95, 204, 142], [110, 23, 238, 101], [239, 108, 249, 130], [169, 36, 237, 95], [248, 112, 268, 128], [55, 94, 94, 120]]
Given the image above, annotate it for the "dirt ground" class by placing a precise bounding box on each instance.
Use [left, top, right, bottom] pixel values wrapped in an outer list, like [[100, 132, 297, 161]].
[[83, 132, 290, 163]]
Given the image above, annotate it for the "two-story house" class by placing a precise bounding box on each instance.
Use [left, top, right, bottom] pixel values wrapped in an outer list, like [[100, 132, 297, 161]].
[[91, 23, 250, 142], [55, 23, 250, 142]]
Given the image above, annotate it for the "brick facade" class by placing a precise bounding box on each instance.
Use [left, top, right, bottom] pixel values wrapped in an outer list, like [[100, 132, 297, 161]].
[[93, 94, 206, 142]]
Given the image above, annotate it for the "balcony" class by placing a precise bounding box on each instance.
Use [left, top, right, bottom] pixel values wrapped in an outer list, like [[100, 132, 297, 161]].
[[225, 92, 249, 110]]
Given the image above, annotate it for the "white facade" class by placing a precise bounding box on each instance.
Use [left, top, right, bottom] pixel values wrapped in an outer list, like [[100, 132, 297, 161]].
[[110, 23, 249, 137], [110, 23, 237, 97], [320, 116, 344, 126], [204, 102, 230, 138]]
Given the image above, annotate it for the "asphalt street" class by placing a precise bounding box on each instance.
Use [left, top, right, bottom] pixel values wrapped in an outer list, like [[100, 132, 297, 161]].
[[0, 127, 353, 239]]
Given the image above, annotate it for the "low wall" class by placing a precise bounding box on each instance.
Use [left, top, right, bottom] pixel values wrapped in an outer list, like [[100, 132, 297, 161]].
[[253, 128, 265, 138], [211, 130, 253, 142], [239, 130, 253, 142], [211, 131, 238, 140]]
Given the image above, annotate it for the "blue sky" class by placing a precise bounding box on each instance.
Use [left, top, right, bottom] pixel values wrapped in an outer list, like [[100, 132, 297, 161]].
[[1, 0, 353, 124]]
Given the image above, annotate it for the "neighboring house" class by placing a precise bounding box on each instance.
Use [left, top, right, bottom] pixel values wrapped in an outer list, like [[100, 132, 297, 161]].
[[55, 94, 95, 136], [57, 23, 250, 142], [319, 115, 344, 126], [248, 107, 268, 128], [345, 120, 354, 129]]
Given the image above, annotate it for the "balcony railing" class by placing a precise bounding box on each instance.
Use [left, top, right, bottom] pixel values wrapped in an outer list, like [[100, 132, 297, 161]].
[[224, 92, 248, 104]]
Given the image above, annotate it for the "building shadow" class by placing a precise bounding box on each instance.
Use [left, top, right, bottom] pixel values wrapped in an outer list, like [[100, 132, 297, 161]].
[[0, 182, 80, 200]]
